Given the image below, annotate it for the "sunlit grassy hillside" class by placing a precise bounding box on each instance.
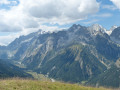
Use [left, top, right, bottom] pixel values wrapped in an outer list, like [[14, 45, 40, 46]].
[[0, 78, 111, 90]]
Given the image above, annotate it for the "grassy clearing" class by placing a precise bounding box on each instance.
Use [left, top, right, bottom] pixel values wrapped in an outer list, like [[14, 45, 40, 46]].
[[0, 78, 111, 90]]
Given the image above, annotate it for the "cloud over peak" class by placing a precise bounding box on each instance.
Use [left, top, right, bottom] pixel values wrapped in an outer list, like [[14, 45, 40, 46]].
[[28, 0, 99, 22], [0, 0, 100, 45], [110, 0, 120, 9], [0, 0, 100, 32]]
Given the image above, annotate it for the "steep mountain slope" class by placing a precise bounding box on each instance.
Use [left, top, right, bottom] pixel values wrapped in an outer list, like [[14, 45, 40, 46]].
[[94, 33, 120, 61], [36, 44, 106, 83], [0, 30, 45, 60], [0, 59, 31, 78], [87, 58, 120, 88], [21, 24, 120, 70]]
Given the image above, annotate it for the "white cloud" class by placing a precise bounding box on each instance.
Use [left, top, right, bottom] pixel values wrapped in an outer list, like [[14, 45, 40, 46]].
[[0, 0, 17, 5], [102, 5, 117, 10], [0, 21, 21, 32], [0, 0, 100, 45], [110, 0, 120, 9], [93, 13, 112, 18], [83, 19, 99, 25], [0, 33, 18, 46], [28, 0, 99, 23], [0, 0, 11, 4], [0, 0, 100, 32]]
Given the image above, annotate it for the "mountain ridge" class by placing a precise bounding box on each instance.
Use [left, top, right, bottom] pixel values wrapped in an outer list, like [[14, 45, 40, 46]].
[[0, 24, 120, 87]]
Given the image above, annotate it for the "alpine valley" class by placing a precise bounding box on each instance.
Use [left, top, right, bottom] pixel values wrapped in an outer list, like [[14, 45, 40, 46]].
[[0, 24, 120, 88]]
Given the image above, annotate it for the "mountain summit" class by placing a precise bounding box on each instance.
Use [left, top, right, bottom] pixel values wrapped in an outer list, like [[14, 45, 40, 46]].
[[88, 24, 106, 35]]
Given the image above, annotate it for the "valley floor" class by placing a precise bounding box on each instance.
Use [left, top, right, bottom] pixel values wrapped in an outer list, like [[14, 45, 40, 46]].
[[0, 78, 112, 90]]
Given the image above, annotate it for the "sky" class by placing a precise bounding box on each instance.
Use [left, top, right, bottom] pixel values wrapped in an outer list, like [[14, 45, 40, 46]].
[[0, 0, 120, 45]]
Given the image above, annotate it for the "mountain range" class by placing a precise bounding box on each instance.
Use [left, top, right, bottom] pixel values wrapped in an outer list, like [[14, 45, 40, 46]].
[[0, 24, 120, 88]]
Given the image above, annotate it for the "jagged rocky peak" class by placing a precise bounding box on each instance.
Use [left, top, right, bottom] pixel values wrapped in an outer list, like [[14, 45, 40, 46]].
[[90, 24, 106, 32], [37, 29, 46, 35], [88, 24, 106, 35], [106, 25, 118, 35], [110, 25, 118, 31], [69, 24, 83, 32], [111, 27, 120, 37], [72, 24, 82, 27]]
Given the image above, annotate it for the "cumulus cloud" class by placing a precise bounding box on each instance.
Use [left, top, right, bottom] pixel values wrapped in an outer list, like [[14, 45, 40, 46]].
[[0, 0, 100, 32], [110, 0, 120, 9], [93, 13, 112, 18], [0, 0, 12, 4], [102, 5, 117, 10], [0, 0, 17, 5], [83, 19, 99, 25], [0, 0, 100, 45], [0, 22, 21, 32], [0, 33, 19, 46], [28, 0, 99, 22]]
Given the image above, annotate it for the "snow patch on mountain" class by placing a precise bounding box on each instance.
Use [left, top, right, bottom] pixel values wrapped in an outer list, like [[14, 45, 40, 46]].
[[88, 24, 106, 35], [106, 26, 118, 35]]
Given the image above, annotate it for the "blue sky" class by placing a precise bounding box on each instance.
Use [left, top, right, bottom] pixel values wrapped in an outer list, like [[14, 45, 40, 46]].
[[42, 0, 120, 30], [57, 0, 120, 30], [0, 0, 19, 9], [0, 0, 120, 45]]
